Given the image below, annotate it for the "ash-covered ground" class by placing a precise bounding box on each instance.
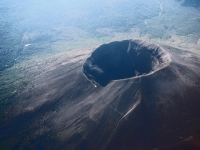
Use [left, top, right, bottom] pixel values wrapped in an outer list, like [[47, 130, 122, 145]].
[[1, 40, 200, 150]]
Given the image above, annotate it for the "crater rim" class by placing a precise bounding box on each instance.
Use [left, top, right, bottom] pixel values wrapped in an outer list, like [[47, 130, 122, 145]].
[[82, 39, 171, 87]]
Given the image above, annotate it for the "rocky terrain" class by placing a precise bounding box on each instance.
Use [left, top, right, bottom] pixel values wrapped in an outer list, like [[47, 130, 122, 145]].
[[1, 40, 200, 150]]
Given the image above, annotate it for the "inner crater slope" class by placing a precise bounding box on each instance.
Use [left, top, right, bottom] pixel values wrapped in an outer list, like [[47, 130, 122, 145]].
[[83, 40, 171, 86]]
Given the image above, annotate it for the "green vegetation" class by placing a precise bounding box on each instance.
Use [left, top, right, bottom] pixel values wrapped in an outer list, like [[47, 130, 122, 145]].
[[182, 0, 200, 8], [0, 68, 25, 120]]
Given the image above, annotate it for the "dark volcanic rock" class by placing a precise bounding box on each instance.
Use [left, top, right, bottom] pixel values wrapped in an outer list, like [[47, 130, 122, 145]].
[[1, 40, 200, 150], [83, 40, 170, 86]]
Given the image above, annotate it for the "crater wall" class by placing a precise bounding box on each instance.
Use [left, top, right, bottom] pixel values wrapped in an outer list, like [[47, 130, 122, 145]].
[[83, 40, 171, 86]]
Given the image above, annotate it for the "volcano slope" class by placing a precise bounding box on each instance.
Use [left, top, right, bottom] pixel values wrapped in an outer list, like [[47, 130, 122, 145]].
[[1, 40, 200, 150]]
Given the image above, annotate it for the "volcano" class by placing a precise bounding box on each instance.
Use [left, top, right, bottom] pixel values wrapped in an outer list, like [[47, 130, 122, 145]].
[[1, 40, 200, 150]]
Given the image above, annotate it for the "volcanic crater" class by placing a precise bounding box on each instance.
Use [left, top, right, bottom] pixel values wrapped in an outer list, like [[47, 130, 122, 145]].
[[83, 40, 171, 86]]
